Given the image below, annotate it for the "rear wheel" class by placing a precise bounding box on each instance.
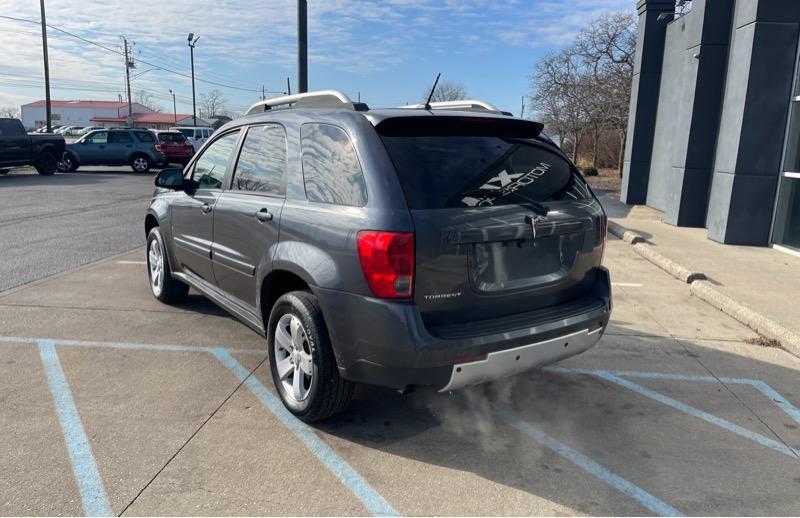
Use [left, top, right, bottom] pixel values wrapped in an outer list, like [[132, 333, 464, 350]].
[[267, 291, 353, 422], [131, 154, 151, 173], [35, 151, 57, 175], [147, 227, 189, 303]]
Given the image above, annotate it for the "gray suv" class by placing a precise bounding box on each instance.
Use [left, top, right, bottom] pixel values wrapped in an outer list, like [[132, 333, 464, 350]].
[[144, 91, 612, 422], [59, 128, 166, 173]]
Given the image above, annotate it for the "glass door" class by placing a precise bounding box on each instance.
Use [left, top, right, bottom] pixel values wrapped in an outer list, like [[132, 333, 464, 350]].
[[773, 51, 800, 251]]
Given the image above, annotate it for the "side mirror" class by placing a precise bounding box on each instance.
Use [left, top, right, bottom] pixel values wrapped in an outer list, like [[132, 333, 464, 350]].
[[80, 140, 87, 145], [155, 168, 185, 190]]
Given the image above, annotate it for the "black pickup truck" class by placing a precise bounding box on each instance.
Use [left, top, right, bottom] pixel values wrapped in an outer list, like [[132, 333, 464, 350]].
[[0, 118, 66, 176]]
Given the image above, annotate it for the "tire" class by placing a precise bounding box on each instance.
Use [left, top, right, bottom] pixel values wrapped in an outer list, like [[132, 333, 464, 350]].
[[131, 154, 151, 173], [57, 153, 78, 172], [146, 227, 189, 303], [35, 151, 57, 175], [267, 291, 354, 422], [0, 169, 9, 175]]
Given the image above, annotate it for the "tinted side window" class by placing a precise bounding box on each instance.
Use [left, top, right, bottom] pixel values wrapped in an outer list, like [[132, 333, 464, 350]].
[[0, 119, 24, 136], [134, 131, 155, 143], [110, 131, 132, 143], [191, 130, 239, 189], [86, 131, 108, 144], [232, 125, 287, 195], [301, 124, 366, 206]]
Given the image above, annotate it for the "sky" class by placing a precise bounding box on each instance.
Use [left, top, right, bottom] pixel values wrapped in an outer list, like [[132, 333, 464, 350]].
[[0, 0, 633, 119]]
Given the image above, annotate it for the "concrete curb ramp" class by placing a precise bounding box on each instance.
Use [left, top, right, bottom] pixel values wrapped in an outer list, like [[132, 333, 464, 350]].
[[607, 221, 800, 357]]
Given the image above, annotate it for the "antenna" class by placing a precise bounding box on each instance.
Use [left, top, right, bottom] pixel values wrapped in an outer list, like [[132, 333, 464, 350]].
[[424, 73, 441, 110]]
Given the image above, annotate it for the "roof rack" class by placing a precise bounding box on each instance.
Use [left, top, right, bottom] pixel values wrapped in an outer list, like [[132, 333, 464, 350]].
[[245, 90, 369, 115], [399, 99, 511, 116]]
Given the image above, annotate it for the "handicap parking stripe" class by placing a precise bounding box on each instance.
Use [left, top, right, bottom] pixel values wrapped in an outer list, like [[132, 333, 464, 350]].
[[37, 340, 112, 517], [494, 407, 683, 517], [212, 349, 399, 517]]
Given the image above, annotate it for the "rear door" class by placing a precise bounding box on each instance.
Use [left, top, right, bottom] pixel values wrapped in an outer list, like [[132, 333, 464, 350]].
[[212, 123, 287, 309], [108, 130, 134, 164], [170, 129, 241, 283], [377, 116, 605, 329]]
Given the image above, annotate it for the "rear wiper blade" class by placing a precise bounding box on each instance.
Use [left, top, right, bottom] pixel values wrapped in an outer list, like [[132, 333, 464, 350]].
[[455, 188, 550, 216]]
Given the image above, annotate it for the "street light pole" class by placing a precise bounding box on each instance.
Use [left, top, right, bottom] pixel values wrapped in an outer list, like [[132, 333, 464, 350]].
[[39, 0, 52, 132], [298, 0, 307, 93], [188, 33, 198, 126], [169, 89, 177, 125], [123, 37, 133, 126]]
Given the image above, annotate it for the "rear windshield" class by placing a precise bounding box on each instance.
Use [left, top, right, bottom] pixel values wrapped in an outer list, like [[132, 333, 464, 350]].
[[176, 128, 194, 138], [380, 134, 590, 209], [158, 132, 187, 142]]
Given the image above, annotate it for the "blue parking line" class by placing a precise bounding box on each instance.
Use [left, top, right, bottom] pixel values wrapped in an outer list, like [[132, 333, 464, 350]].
[[593, 371, 800, 458], [494, 407, 683, 517], [211, 349, 399, 517], [0, 335, 264, 355], [37, 340, 112, 517]]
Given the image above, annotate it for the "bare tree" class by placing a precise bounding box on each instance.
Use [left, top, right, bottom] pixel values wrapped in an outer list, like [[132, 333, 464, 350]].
[[200, 89, 230, 118], [135, 90, 162, 113], [0, 106, 20, 118], [425, 81, 467, 103], [529, 12, 636, 172]]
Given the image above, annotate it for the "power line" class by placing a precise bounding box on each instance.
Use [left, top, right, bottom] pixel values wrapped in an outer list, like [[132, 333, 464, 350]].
[[0, 15, 262, 93]]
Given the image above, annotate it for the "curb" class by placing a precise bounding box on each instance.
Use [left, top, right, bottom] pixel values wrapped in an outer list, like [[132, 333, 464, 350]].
[[608, 221, 705, 284], [608, 220, 800, 356]]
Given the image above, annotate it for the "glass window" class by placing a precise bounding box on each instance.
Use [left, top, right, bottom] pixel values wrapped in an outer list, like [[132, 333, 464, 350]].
[[158, 132, 186, 142], [0, 119, 23, 136], [110, 131, 133, 143], [191, 130, 240, 189], [775, 177, 800, 250], [176, 128, 193, 138], [134, 131, 155, 143], [301, 124, 367, 206], [232, 125, 287, 195], [86, 131, 108, 144], [381, 135, 587, 209]]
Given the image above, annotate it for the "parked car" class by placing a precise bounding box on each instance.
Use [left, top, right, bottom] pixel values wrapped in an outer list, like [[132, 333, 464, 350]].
[[0, 118, 65, 175], [170, 126, 213, 152], [62, 126, 85, 136], [59, 128, 166, 173], [154, 130, 194, 166], [76, 126, 103, 136], [144, 92, 611, 422], [54, 126, 75, 135]]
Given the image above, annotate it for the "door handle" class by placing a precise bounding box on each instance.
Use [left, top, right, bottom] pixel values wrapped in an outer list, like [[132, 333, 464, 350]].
[[201, 202, 212, 214], [255, 208, 273, 222]]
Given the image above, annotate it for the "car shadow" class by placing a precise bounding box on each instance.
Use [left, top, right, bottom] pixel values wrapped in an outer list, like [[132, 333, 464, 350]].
[[313, 327, 800, 515]]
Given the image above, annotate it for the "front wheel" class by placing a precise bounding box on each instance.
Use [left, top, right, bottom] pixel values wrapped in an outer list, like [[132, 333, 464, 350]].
[[131, 154, 151, 173], [146, 227, 189, 303], [35, 151, 57, 175], [268, 291, 353, 422], [57, 153, 78, 172]]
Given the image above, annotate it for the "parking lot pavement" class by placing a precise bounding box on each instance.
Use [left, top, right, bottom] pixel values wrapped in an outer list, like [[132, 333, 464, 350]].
[[2, 238, 800, 516], [0, 167, 156, 291]]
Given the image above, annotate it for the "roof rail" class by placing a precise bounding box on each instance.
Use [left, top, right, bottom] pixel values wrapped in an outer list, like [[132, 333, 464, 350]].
[[399, 99, 510, 115], [245, 90, 368, 115]]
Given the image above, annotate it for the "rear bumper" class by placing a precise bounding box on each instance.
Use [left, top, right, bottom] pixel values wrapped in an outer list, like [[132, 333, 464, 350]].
[[314, 267, 612, 391]]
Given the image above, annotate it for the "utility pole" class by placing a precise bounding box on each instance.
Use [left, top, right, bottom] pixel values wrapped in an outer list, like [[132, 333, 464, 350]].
[[123, 38, 133, 126], [287, 77, 291, 96], [169, 89, 177, 125], [188, 33, 199, 126], [262, 85, 266, 101], [520, 96, 525, 119], [39, 0, 52, 132], [297, 0, 308, 93]]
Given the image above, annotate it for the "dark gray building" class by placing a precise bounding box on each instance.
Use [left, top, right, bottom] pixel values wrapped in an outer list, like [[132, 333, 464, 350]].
[[622, 0, 800, 253]]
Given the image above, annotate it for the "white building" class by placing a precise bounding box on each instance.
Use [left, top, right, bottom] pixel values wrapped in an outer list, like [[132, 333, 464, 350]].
[[20, 100, 209, 131]]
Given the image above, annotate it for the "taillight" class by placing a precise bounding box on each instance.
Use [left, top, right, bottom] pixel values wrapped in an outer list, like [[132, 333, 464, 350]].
[[155, 144, 163, 152], [357, 231, 414, 299], [599, 213, 608, 265]]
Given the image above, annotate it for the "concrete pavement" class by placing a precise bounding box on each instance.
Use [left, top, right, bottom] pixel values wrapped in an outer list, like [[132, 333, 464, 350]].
[[1, 237, 799, 516], [599, 190, 800, 355]]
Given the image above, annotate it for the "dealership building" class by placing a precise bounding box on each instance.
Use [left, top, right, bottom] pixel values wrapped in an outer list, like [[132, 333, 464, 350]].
[[20, 100, 207, 131], [622, 0, 800, 253]]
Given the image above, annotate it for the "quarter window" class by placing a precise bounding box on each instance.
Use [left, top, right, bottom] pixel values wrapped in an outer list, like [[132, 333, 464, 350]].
[[134, 131, 155, 143], [191, 130, 240, 189], [232, 125, 287, 195], [110, 131, 133, 143], [301, 123, 366, 206]]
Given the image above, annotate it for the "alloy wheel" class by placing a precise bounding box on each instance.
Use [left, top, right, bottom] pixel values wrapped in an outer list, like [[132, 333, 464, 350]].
[[273, 314, 313, 402]]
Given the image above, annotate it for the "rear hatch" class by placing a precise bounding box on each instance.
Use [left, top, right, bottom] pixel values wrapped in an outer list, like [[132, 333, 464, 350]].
[[377, 115, 606, 330], [158, 132, 192, 156]]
